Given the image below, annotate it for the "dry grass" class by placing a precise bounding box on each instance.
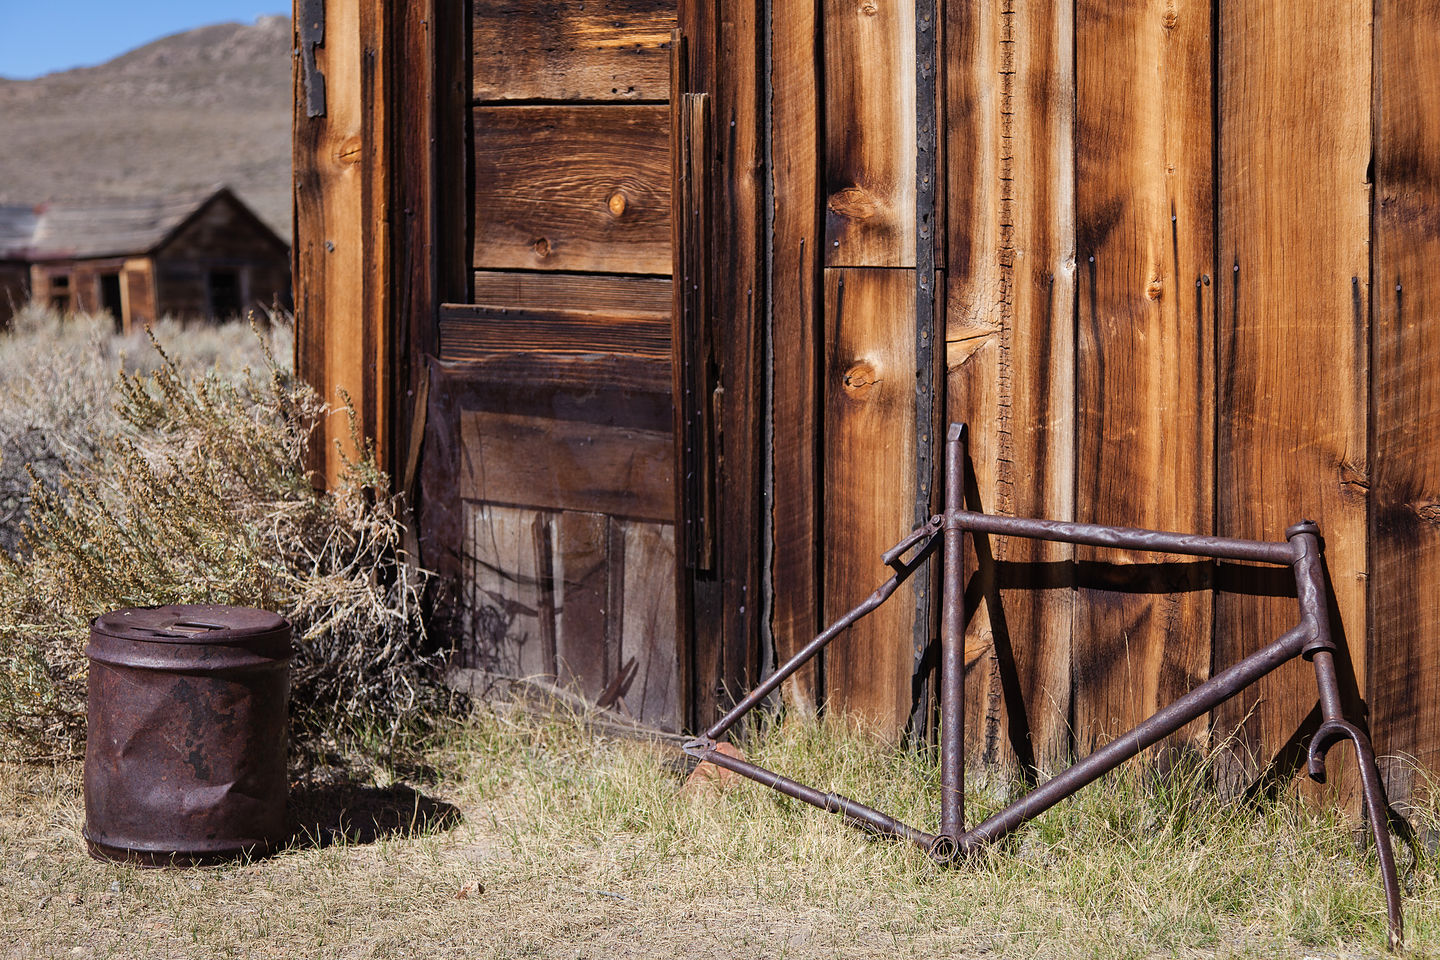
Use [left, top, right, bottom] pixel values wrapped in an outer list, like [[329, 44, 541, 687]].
[[3, 706, 1436, 959]]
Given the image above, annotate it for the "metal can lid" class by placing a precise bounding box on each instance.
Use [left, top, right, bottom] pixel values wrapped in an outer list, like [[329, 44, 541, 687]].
[[91, 604, 292, 647]]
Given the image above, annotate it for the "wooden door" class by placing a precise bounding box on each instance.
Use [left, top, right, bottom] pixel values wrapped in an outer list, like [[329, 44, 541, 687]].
[[420, 1, 683, 729]]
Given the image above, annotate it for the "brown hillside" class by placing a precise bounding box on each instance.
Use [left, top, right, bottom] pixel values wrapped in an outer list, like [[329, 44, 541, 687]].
[[0, 16, 291, 240]]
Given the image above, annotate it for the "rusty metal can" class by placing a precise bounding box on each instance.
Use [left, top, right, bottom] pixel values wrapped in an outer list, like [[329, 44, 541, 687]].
[[83, 604, 293, 866]]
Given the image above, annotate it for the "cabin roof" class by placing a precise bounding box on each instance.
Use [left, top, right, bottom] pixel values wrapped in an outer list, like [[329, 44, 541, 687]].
[[0, 205, 39, 261], [0, 187, 284, 262]]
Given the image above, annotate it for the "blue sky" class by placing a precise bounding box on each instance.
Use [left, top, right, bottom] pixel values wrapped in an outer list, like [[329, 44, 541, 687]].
[[0, 2, 287, 80]]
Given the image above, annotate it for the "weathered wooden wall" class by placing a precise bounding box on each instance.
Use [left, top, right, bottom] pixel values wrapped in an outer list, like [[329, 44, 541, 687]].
[[771, 0, 1440, 800], [944, 0, 1402, 787], [1370, 0, 1440, 803], [297, 0, 1440, 796]]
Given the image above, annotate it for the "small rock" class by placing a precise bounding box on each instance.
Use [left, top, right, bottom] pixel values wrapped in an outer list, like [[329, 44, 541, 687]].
[[680, 742, 748, 798], [108, 881, 120, 893]]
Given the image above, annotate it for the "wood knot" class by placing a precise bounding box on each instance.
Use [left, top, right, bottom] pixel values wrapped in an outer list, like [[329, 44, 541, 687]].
[[1162, 6, 1178, 29], [337, 137, 363, 165], [859, 0, 879, 15], [1146, 277, 1163, 301], [532, 237, 551, 258], [607, 191, 628, 217], [827, 186, 880, 222], [842, 361, 880, 398], [1415, 502, 1440, 524]]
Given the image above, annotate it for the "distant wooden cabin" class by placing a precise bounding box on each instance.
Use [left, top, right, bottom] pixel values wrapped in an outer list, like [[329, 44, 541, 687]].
[[0, 206, 36, 327], [0, 187, 290, 332], [295, 2, 1440, 802]]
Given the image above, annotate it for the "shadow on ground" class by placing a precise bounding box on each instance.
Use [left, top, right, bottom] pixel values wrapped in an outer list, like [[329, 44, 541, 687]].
[[286, 780, 463, 849]]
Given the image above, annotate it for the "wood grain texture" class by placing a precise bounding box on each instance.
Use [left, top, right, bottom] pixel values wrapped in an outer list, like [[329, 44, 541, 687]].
[[769, 0, 825, 713], [392, 0, 469, 486], [945, 0, 1076, 772], [472, 105, 672, 274], [429, 353, 671, 394], [459, 505, 676, 728], [1215, 0, 1370, 794], [719, 0, 765, 727], [676, 1, 765, 731], [472, 271, 672, 315], [438, 306, 671, 361], [553, 511, 611, 701], [823, 0, 916, 267], [293, 0, 390, 482], [1370, 0, 1440, 803], [823, 268, 916, 736], [1071, 0, 1213, 757], [619, 521, 681, 728], [672, 91, 716, 570], [473, 0, 676, 102], [462, 503, 554, 679], [459, 410, 675, 522]]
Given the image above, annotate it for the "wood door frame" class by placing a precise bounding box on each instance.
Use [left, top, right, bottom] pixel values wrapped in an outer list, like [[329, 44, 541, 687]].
[[669, 0, 767, 731], [388, 0, 471, 501]]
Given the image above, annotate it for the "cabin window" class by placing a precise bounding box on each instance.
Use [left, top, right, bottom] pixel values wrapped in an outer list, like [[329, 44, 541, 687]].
[[207, 269, 242, 319], [49, 274, 70, 314]]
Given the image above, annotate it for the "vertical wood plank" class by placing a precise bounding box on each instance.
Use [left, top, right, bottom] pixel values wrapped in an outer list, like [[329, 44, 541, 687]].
[[1370, 0, 1440, 803], [462, 503, 554, 680], [769, 0, 825, 713], [823, 0, 916, 267], [392, 0, 469, 489], [942, 0, 1004, 768], [678, 0, 765, 730], [823, 268, 916, 736], [944, 0, 1076, 771], [292, 0, 390, 483], [554, 511, 611, 701], [1215, 0, 1370, 791], [1071, 0, 1214, 756], [359, 0, 389, 461], [620, 522, 681, 729], [716, 0, 766, 726]]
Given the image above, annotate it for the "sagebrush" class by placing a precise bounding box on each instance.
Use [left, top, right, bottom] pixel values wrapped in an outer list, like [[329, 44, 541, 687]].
[[0, 304, 292, 556], [0, 306, 455, 763]]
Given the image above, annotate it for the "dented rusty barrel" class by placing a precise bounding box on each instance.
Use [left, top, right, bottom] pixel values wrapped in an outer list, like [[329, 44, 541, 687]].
[[83, 604, 293, 866]]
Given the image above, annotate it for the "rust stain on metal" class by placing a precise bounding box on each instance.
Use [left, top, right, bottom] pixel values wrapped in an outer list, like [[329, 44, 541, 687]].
[[686, 423, 1406, 950], [84, 604, 293, 867]]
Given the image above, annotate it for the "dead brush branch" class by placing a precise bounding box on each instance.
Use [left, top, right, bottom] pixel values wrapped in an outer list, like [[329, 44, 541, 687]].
[[0, 310, 456, 764]]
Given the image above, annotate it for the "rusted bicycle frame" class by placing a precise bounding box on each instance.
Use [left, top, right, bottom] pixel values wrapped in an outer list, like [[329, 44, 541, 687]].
[[683, 423, 1405, 948]]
